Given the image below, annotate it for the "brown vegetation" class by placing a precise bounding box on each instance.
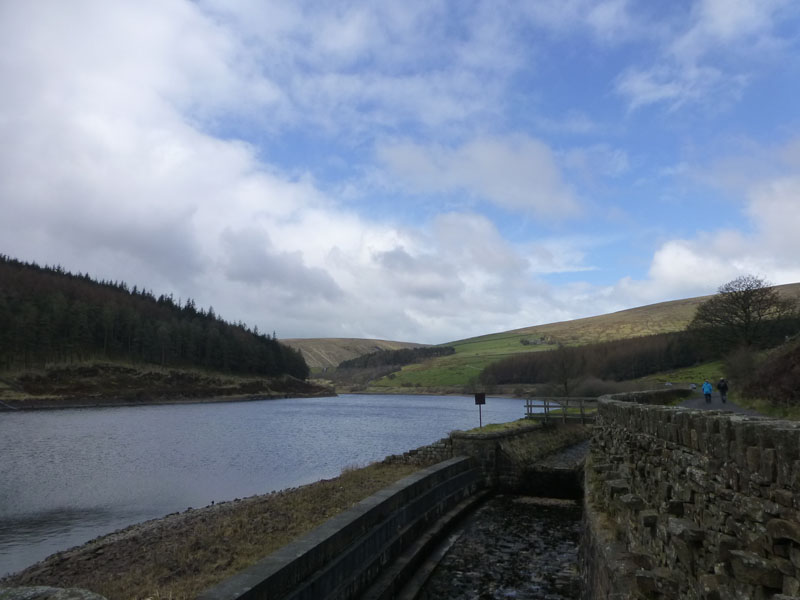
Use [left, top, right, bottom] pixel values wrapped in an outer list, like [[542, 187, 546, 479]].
[[0, 362, 332, 410], [738, 339, 800, 409]]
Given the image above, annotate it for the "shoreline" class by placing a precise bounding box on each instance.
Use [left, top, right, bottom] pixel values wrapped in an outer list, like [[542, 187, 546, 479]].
[[0, 461, 421, 599], [0, 390, 336, 412], [0, 388, 523, 412]]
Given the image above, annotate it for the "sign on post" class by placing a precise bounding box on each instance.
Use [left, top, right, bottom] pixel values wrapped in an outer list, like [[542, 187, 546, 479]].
[[474, 393, 485, 427]]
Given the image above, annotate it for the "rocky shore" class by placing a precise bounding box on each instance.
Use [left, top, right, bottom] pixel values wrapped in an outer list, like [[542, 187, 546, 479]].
[[0, 462, 419, 599]]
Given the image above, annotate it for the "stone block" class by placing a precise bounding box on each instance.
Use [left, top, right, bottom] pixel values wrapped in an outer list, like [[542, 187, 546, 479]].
[[767, 519, 800, 545], [668, 517, 705, 543], [665, 500, 684, 517], [772, 428, 800, 487], [792, 460, 800, 493], [729, 550, 783, 589], [716, 534, 739, 562], [774, 542, 791, 558], [640, 509, 658, 528], [607, 479, 630, 496], [658, 481, 672, 501], [775, 556, 795, 576], [783, 575, 800, 596], [620, 493, 645, 512], [761, 448, 777, 484], [791, 545, 800, 569], [699, 573, 722, 600], [772, 489, 795, 508], [747, 446, 762, 474]]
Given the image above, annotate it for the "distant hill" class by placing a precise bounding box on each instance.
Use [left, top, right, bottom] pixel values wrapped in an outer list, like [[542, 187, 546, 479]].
[[282, 338, 426, 369], [361, 282, 800, 391], [452, 281, 800, 348]]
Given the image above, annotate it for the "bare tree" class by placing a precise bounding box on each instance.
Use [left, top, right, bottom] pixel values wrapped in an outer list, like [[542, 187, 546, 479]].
[[689, 275, 798, 351], [547, 344, 585, 397]]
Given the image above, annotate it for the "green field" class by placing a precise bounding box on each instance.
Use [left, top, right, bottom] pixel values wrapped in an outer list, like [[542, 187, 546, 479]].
[[306, 282, 800, 393], [368, 294, 709, 389]]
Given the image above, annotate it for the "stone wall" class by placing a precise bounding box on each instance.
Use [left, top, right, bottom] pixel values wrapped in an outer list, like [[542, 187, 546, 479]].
[[383, 423, 591, 490], [199, 457, 481, 600], [200, 421, 593, 600], [584, 394, 800, 599], [453, 423, 591, 490], [382, 437, 453, 466]]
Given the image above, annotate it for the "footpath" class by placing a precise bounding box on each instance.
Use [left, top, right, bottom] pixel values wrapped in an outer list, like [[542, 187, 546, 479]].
[[679, 391, 762, 415]]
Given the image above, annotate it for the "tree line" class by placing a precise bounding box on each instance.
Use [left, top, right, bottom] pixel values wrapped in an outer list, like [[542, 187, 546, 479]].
[[478, 275, 800, 397], [478, 331, 708, 389], [337, 345, 455, 370], [0, 254, 309, 379]]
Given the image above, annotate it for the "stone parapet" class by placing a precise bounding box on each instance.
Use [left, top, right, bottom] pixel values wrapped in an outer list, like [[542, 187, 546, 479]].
[[585, 392, 800, 599], [198, 457, 481, 600]]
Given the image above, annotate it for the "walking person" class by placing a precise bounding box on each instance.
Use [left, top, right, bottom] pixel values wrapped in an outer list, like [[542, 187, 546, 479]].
[[717, 378, 729, 403], [702, 379, 713, 404]]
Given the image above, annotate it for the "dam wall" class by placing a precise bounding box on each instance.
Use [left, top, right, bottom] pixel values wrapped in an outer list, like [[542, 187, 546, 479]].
[[201, 421, 590, 600], [584, 393, 800, 599], [384, 421, 591, 490], [198, 456, 483, 600]]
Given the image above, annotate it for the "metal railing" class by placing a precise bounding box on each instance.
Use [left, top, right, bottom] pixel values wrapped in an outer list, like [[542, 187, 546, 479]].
[[524, 397, 598, 424]]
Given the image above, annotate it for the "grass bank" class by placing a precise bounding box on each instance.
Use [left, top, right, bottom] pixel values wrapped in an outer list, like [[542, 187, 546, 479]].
[[2, 462, 420, 599]]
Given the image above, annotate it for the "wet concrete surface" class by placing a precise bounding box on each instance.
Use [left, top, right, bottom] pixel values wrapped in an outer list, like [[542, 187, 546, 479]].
[[533, 440, 590, 470], [416, 495, 582, 600]]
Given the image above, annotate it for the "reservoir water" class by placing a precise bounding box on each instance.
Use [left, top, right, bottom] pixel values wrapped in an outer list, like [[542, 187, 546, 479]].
[[0, 393, 525, 577]]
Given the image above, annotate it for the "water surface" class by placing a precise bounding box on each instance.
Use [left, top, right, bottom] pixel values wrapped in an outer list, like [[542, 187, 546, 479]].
[[0, 393, 524, 576]]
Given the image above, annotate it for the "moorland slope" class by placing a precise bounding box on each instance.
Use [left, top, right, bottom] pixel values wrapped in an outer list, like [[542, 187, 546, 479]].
[[282, 338, 426, 369], [327, 283, 800, 391]]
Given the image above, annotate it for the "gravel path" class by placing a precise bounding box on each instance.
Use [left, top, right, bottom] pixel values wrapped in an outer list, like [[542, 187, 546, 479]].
[[416, 495, 582, 600], [679, 391, 762, 415]]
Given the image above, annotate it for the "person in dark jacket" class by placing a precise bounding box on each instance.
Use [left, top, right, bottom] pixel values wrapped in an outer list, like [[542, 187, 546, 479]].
[[702, 380, 713, 403], [717, 378, 729, 403]]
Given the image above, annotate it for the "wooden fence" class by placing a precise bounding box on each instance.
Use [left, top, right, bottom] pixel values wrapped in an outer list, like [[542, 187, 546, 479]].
[[524, 397, 597, 424]]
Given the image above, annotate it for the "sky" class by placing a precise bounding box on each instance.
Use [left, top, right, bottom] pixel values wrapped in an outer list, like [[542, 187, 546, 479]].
[[2, 0, 800, 344]]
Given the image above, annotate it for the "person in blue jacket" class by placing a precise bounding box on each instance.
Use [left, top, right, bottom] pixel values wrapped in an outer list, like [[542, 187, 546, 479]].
[[702, 379, 713, 403]]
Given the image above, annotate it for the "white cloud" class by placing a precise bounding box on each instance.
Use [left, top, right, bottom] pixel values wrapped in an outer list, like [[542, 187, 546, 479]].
[[2, 0, 799, 348], [377, 136, 580, 218], [605, 146, 800, 306], [563, 144, 630, 179], [670, 0, 790, 63], [616, 64, 748, 111], [193, 0, 517, 137], [615, 0, 797, 110], [520, 0, 642, 43]]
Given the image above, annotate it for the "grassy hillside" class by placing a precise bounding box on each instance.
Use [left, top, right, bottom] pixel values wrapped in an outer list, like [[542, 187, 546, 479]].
[[365, 283, 800, 391], [282, 338, 426, 369]]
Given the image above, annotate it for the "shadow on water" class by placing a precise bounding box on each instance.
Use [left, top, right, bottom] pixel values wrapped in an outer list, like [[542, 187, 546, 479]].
[[0, 505, 152, 577]]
